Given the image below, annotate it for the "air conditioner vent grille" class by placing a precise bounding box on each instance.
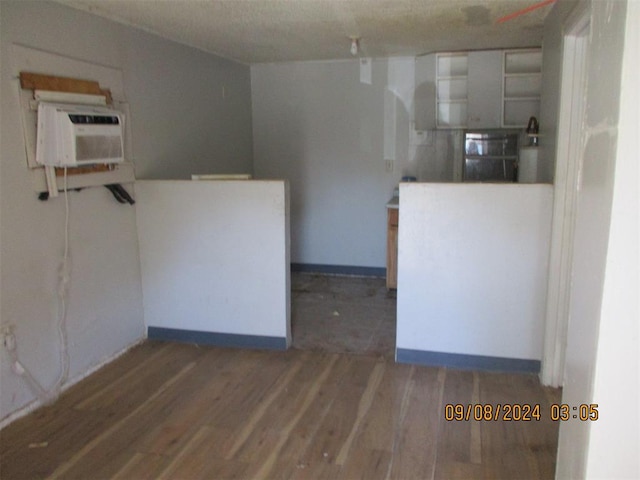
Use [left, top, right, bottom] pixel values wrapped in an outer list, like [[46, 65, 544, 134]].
[[75, 135, 123, 162], [69, 114, 120, 125]]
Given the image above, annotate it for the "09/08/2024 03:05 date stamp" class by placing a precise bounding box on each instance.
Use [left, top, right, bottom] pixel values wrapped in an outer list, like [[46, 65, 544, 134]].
[[444, 403, 599, 422]]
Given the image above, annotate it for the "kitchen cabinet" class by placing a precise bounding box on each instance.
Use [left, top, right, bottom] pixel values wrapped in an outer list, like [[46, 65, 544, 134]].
[[386, 207, 399, 289], [467, 50, 503, 128], [414, 48, 541, 130], [502, 49, 542, 127], [436, 53, 468, 128]]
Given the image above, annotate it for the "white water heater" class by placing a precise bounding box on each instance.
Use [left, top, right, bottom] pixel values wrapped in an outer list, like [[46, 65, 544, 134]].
[[36, 102, 124, 167], [518, 147, 539, 183]]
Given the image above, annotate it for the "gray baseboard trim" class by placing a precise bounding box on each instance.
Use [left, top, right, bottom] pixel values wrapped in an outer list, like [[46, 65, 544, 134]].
[[148, 327, 288, 351], [291, 263, 386, 277], [396, 348, 541, 373]]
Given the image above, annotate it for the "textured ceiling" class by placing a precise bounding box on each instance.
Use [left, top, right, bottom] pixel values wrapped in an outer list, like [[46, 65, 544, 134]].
[[57, 0, 554, 64]]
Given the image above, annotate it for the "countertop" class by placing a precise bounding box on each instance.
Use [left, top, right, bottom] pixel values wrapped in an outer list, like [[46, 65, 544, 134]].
[[386, 196, 399, 209]]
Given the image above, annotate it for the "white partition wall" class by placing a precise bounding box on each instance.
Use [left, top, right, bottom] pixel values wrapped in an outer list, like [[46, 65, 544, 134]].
[[396, 183, 553, 371], [136, 180, 290, 349]]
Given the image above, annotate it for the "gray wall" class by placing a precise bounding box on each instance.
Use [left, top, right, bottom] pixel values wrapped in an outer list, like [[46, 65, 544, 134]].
[[585, 2, 639, 475], [252, 60, 400, 268], [0, 1, 252, 422], [541, 0, 638, 477], [251, 58, 460, 268], [124, 31, 253, 179]]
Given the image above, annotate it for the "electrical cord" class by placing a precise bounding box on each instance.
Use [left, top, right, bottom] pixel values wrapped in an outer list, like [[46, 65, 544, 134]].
[[7, 168, 71, 404], [57, 167, 71, 388]]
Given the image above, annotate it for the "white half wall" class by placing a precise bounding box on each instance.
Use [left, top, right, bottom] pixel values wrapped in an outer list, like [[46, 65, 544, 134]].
[[136, 181, 290, 344], [396, 183, 553, 362]]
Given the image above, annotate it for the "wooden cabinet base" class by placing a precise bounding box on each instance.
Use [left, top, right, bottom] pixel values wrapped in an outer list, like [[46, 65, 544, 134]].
[[386, 208, 398, 289]]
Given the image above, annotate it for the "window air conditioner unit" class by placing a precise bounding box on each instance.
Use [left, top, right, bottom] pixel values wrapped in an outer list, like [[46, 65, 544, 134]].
[[36, 102, 125, 167]]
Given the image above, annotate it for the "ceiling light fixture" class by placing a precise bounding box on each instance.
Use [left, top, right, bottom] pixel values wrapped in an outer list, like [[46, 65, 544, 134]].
[[350, 37, 359, 56]]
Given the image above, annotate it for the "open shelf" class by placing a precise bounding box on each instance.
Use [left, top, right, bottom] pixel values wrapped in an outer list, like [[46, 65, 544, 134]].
[[502, 49, 542, 127], [437, 53, 468, 128]]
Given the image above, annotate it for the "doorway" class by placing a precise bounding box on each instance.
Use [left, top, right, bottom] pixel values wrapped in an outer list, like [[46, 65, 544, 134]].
[[291, 273, 396, 357], [541, 6, 590, 387]]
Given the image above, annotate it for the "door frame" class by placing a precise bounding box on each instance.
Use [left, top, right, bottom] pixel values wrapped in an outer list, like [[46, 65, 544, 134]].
[[540, 3, 591, 387]]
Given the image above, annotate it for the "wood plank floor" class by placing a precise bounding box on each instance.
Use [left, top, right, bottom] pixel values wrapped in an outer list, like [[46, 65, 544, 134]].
[[0, 341, 561, 479]]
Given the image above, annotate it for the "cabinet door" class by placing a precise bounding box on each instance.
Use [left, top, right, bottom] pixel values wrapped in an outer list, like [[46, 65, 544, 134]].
[[414, 54, 437, 130], [467, 50, 503, 128]]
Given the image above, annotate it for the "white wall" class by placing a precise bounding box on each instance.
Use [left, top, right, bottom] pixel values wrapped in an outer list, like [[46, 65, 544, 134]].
[[396, 184, 553, 361], [0, 1, 252, 423], [252, 59, 400, 268], [553, 0, 640, 477], [586, 2, 639, 475], [136, 181, 290, 342]]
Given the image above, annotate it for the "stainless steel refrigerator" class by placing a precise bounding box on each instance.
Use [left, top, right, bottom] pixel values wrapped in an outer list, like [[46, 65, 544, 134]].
[[463, 131, 519, 182]]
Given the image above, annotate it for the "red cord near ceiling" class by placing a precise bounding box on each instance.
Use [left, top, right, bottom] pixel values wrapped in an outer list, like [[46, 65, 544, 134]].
[[496, 0, 557, 24]]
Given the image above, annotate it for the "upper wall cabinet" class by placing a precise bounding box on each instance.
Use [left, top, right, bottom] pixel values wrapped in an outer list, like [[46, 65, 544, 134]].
[[414, 48, 542, 130], [436, 53, 468, 128], [467, 50, 503, 129], [502, 49, 542, 127]]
